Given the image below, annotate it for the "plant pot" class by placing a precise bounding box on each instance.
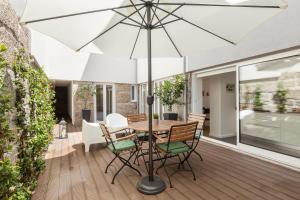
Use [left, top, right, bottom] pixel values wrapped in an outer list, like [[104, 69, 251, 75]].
[[163, 113, 178, 121], [153, 119, 159, 125], [82, 109, 91, 122]]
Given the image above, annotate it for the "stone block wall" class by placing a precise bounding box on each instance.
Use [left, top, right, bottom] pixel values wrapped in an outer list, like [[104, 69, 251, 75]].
[[0, 0, 30, 63], [116, 83, 138, 116]]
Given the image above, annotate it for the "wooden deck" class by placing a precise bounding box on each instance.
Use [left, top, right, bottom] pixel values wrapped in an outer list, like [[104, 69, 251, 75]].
[[32, 131, 300, 200]]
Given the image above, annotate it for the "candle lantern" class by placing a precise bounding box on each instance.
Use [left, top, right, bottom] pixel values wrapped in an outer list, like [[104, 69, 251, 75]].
[[59, 118, 68, 139]]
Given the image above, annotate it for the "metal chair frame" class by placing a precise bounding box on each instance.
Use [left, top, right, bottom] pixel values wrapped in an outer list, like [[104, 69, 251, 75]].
[[100, 123, 143, 184], [154, 121, 199, 188]]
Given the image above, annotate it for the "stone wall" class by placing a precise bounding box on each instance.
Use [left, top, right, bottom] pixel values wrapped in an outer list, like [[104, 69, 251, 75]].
[[0, 0, 31, 162], [116, 83, 138, 116], [0, 0, 30, 62]]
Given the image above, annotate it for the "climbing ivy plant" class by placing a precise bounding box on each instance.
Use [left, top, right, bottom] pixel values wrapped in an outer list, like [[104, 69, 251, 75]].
[[0, 44, 55, 199], [14, 49, 55, 190]]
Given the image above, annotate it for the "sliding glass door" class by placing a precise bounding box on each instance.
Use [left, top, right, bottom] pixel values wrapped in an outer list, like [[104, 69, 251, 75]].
[[95, 84, 115, 121], [239, 54, 300, 158]]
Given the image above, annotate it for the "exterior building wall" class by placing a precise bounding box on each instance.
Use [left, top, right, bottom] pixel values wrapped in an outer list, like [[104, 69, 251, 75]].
[[115, 83, 138, 116], [71, 82, 137, 127]]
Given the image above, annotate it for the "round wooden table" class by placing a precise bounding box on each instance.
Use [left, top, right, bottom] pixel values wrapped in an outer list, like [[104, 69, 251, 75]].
[[128, 120, 184, 132]]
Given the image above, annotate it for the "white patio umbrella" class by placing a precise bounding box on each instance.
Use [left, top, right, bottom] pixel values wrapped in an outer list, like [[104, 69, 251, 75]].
[[21, 0, 287, 194]]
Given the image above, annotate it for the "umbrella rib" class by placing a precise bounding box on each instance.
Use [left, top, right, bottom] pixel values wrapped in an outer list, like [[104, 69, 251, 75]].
[[152, 5, 183, 27], [151, 7, 182, 57], [24, 4, 144, 24], [113, 9, 144, 27], [130, 0, 147, 25], [150, 0, 160, 24], [120, 22, 142, 28], [77, 6, 145, 52], [154, 18, 182, 29], [156, 6, 236, 45], [130, 8, 147, 59], [153, 2, 281, 9]]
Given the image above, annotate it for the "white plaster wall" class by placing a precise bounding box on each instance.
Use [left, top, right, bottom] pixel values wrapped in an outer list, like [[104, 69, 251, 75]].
[[187, 0, 300, 72], [209, 76, 222, 138], [220, 72, 236, 137], [137, 57, 184, 83]]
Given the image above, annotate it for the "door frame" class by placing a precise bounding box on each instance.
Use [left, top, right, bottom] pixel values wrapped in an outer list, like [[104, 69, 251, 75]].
[[93, 83, 116, 122], [191, 66, 237, 148]]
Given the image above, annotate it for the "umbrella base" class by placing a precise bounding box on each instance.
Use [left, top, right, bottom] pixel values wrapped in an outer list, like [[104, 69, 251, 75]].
[[137, 176, 166, 195]]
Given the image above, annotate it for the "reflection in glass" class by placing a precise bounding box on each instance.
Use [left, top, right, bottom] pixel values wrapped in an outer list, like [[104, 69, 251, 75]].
[[239, 55, 300, 158]]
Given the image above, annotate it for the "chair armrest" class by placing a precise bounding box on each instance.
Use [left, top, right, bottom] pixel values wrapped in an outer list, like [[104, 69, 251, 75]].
[[116, 133, 137, 141]]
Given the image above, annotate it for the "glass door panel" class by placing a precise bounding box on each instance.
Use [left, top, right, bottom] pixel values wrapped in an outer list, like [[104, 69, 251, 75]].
[[106, 85, 113, 116], [96, 85, 103, 121]]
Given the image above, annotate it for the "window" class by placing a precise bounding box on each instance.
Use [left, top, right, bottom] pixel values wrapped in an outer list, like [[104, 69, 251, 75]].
[[239, 54, 300, 158], [131, 85, 137, 102]]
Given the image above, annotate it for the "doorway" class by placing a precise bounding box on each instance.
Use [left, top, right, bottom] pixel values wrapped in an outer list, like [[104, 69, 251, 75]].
[[196, 71, 237, 145], [54, 86, 69, 121]]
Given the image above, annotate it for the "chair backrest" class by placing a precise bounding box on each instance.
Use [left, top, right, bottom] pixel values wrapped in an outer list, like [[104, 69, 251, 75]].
[[127, 113, 147, 124], [168, 121, 199, 143], [187, 113, 206, 130], [99, 122, 112, 143], [106, 113, 128, 129]]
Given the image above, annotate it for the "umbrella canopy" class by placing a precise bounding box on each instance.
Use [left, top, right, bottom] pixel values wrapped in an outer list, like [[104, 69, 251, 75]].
[[21, 0, 287, 57], [21, 0, 287, 195]]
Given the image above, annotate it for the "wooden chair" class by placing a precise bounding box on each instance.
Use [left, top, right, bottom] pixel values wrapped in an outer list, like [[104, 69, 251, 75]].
[[154, 121, 198, 188], [127, 113, 147, 123], [100, 123, 142, 184], [127, 113, 148, 165], [187, 113, 206, 161]]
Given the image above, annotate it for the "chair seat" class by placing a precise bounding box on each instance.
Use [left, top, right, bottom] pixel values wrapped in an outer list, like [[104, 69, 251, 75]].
[[157, 141, 191, 154], [108, 140, 135, 153], [137, 132, 148, 138]]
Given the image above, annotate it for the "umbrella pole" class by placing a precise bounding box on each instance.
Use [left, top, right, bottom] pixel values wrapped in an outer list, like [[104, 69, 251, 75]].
[[137, 1, 166, 195]]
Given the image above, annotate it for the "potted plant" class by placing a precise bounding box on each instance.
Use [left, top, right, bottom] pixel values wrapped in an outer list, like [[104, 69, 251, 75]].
[[253, 85, 264, 111], [77, 84, 96, 122], [153, 113, 159, 125], [155, 75, 185, 120], [273, 82, 288, 113]]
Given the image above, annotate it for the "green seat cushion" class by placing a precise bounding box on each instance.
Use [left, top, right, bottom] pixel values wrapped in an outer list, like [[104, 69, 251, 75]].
[[137, 132, 148, 138], [157, 142, 191, 154], [108, 140, 135, 153]]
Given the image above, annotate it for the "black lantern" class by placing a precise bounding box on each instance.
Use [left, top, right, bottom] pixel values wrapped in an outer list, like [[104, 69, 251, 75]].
[[59, 118, 68, 139]]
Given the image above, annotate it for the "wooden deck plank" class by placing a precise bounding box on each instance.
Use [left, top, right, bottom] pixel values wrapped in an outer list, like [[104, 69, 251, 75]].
[[200, 143, 300, 199], [32, 132, 300, 200], [44, 138, 62, 200], [68, 133, 87, 200]]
